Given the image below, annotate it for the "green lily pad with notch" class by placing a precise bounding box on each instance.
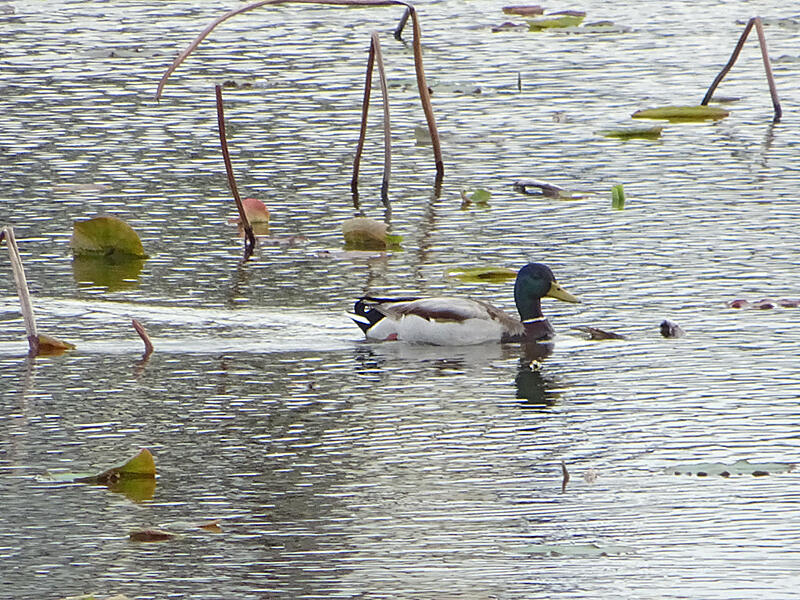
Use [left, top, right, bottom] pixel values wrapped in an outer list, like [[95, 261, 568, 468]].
[[71, 216, 148, 259], [632, 105, 730, 122]]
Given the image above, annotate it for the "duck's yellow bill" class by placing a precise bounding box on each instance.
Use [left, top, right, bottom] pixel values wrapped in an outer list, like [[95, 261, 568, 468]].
[[547, 281, 580, 303]]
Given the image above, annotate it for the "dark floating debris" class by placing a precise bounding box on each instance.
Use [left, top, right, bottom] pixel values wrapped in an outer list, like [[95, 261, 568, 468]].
[[660, 320, 685, 338], [572, 326, 625, 340], [669, 459, 795, 477], [726, 298, 800, 309]]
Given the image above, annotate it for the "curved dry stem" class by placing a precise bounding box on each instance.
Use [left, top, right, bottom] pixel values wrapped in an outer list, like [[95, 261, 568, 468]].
[[701, 18, 754, 106], [131, 318, 154, 357], [702, 16, 781, 122], [215, 85, 256, 260], [374, 32, 392, 204], [156, 0, 443, 179], [351, 36, 376, 200]]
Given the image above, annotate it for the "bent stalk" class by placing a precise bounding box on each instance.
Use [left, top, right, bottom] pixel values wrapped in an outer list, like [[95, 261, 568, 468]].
[[702, 17, 782, 122], [215, 85, 256, 260]]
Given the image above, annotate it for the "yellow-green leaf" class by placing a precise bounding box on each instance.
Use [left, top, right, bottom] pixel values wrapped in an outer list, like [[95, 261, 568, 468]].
[[71, 216, 148, 258], [631, 105, 730, 122], [528, 14, 584, 30], [448, 266, 517, 283], [599, 125, 663, 139]]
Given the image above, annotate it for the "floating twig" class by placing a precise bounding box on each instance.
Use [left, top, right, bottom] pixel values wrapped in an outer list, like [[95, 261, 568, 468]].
[[155, 0, 443, 181], [215, 85, 255, 260], [131, 318, 154, 357], [561, 460, 570, 493], [701, 16, 782, 122], [352, 31, 392, 206]]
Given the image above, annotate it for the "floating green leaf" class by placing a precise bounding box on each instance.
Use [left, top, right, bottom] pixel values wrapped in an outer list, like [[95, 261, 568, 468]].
[[599, 126, 663, 139], [71, 216, 148, 259], [448, 266, 517, 283], [75, 448, 156, 485], [611, 184, 625, 210], [632, 105, 730, 122], [528, 14, 585, 30]]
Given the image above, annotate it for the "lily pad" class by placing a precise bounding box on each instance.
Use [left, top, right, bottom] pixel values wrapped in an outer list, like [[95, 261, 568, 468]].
[[632, 105, 730, 122], [528, 13, 585, 30], [598, 125, 663, 139], [71, 216, 148, 259], [37, 333, 76, 355], [448, 266, 517, 283], [74, 448, 156, 485], [342, 217, 401, 250]]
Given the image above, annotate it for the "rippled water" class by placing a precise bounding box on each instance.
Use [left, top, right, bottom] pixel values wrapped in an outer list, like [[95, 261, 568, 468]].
[[2, 0, 800, 598]]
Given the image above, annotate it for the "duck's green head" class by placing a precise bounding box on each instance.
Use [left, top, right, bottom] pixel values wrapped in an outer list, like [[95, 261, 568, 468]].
[[514, 263, 579, 319]]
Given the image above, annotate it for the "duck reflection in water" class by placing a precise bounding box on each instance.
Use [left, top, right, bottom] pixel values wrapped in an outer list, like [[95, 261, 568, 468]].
[[515, 341, 560, 406]]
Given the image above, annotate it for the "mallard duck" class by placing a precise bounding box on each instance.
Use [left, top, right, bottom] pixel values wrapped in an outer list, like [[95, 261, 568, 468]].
[[350, 262, 579, 345]]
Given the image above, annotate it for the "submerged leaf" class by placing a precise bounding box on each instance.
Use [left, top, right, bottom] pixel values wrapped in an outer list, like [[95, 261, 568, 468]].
[[448, 266, 517, 283], [632, 105, 730, 122], [71, 216, 148, 259]]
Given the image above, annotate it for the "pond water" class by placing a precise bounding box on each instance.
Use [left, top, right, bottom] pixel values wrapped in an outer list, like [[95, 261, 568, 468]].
[[2, 0, 800, 598]]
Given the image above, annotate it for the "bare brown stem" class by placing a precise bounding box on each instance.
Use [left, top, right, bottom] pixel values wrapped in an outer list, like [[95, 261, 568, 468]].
[[701, 18, 754, 106], [702, 17, 782, 122], [754, 18, 782, 123], [156, 0, 443, 181], [215, 85, 255, 260], [351, 36, 375, 201], [2, 226, 40, 357], [394, 6, 410, 39], [131, 318, 154, 357]]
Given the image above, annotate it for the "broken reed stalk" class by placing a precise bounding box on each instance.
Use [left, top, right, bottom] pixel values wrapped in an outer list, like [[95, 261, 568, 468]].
[[701, 16, 782, 122], [215, 84, 256, 260], [1, 226, 39, 356], [393, 6, 410, 40], [352, 31, 391, 206], [155, 0, 443, 181], [131, 318, 154, 358]]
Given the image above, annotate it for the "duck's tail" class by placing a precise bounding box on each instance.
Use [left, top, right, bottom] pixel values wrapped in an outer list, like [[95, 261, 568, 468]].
[[349, 296, 420, 335]]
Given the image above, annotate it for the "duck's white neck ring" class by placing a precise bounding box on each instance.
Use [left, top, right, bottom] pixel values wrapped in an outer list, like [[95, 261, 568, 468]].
[[522, 317, 547, 324]]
